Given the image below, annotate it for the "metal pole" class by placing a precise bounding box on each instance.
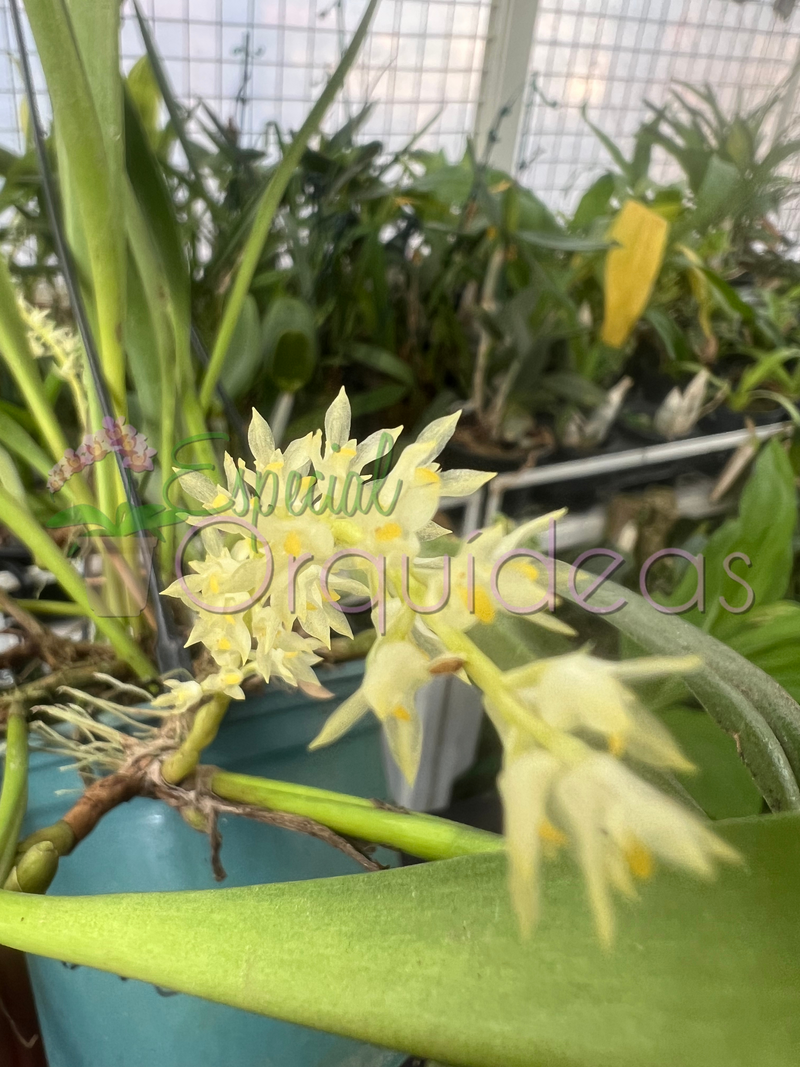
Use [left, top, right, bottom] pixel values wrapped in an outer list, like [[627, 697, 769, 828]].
[[484, 422, 793, 521], [472, 0, 540, 172]]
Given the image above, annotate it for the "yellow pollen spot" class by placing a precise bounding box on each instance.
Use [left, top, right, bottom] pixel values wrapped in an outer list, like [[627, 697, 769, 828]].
[[284, 650, 298, 659], [415, 467, 440, 486], [539, 819, 567, 847], [322, 587, 341, 603], [217, 637, 232, 651], [608, 733, 626, 757], [339, 447, 357, 458], [224, 614, 235, 625], [306, 601, 318, 611], [284, 531, 302, 556], [376, 521, 403, 542], [392, 704, 412, 722], [266, 460, 284, 472], [515, 562, 539, 582], [624, 839, 654, 880], [211, 493, 229, 508], [208, 575, 220, 594], [473, 587, 496, 624], [221, 672, 241, 686]]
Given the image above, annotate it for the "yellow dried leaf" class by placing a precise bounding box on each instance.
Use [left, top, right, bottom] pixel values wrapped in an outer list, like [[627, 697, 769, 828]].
[[602, 200, 669, 348]]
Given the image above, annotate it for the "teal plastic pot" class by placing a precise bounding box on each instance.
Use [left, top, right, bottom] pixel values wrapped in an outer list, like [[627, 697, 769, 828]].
[[22, 661, 406, 1067]]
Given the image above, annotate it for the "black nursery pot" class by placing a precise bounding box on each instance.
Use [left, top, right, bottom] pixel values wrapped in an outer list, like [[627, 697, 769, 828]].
[[698, 401, 787, 435]]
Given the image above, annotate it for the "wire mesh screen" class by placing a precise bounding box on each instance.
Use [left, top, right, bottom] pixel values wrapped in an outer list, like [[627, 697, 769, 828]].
[[0, 0, 491, 158], [517, 0, 800, 230]]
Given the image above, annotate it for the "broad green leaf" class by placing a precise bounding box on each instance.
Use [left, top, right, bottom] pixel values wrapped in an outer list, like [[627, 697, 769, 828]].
[[569, 173, 615, 231], [25, 0, 126, 410], [688, 154, 740, 232], [349, 344, 414, 387], [644, 307, 693, 363], [349, 384, 408, 418], [727, 601, 800, 703], [221, 294, 262, 399], [124, 250, 163, 433], [699, 266, 756, 324], [516, 230, 611, 252], [123, 88, 190, 318], [0, 815, 798, 1066], [45, 505, 117, 535], [126, 55, 162, 148], [601, 201, 669, 348], [406, 162, 475, 206], [262, 296, 318, 393], [658, 705, 763, 819]]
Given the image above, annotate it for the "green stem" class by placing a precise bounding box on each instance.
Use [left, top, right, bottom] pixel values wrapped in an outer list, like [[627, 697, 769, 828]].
[[426, 617, 585, 763], [0, 706, 28, 885], [161, 693, 231, 785], [14, 599, 90, 617], [0, 483, 154, 678], [199, 0, 381, 410], [211, 771, 504, 862]]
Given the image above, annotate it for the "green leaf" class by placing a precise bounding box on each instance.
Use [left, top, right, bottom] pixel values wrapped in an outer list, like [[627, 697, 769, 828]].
[[25, 0, 127, 410], [221, 294, 262, 399], [200, 0, 381, 410], [1, 814, 799, 1066], [126, 55, 161, 148], [727, 601, 800, 703], [689, 154, 741, 231], [0, 406, 54, 480], [516, 230, 611, 252], [644, 307, 693, 363], [262, 296, 318, 393], [45, 505, 117, 535], [698, 266, 756, 324], [582, 106, 633, 180], [658, 705, 763, 819], [556, 560, 800, 813], [349, 383, 408, 418], [406, 162, 475, 206], [349, 344, 414, 387], [570, 173, 615, 231], [667, 439, 796, 639], [0, 256, 68, 465]]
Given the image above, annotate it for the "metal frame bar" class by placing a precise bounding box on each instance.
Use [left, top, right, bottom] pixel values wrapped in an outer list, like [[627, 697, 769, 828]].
[[472, 0, 539, 171], [484, 422, 793, 521]]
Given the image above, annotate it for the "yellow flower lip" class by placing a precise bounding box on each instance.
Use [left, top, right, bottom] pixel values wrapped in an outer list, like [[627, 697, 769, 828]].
[[624, 838, 654, 880], [375, 521, 402, 542], [284, 531, 302, 556], [539, 819, 567, 847], [415, 467, 440, 486]]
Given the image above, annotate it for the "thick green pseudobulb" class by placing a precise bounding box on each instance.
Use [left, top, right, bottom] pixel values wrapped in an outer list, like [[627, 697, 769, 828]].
[[0, 813, 796, 1067]]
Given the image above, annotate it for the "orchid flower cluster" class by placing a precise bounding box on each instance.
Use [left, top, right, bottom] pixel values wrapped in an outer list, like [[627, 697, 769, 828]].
[[47, 417, 157, 493], [161, 389, 737, 939]]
